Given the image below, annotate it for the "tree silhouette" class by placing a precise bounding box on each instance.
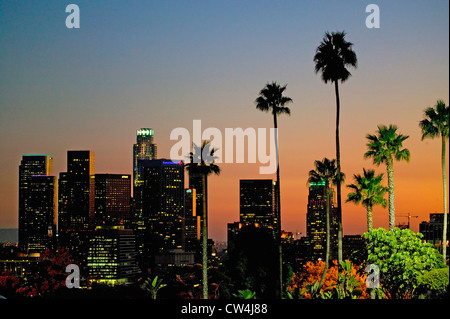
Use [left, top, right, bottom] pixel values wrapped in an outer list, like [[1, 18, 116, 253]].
[[308, 157, 339, 296], [419, 99, 449, 262], [255, 81, 292, 298], [314, 31, 357, 262], [346, 169, 388, 231], [364, 125, 410, 230], [185, 141, 220, 299]]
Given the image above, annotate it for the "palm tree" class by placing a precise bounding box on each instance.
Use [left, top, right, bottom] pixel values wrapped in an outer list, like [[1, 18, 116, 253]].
[[255, 81, 293, 298], [314, 31, 358, 262], [346, 169, 388, 231], [308, 157, 339, 297], [419, 100, 449, 262], [364, 125, 410, 230], [185, 140, 221, 299]]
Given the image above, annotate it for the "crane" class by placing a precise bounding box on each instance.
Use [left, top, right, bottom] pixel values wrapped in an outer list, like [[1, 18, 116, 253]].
[[397, 213, 419, 229]]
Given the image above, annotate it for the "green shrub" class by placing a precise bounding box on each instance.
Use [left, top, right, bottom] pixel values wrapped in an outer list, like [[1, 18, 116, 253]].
[[364, 227, 445, 299], [414, 267, 449, 299]]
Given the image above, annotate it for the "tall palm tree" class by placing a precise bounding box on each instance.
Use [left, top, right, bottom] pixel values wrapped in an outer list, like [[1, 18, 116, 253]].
[[419, 100, 449, 262], [346, 169, 388, 231], [308, 157, 339, 296], [364, 125, 410, 230], [314, 31, 357, 262], [255, 81, 292, 299], [185, 140, 221, 299]]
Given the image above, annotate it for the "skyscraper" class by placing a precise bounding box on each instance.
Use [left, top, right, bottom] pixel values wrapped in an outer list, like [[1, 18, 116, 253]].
[[133, 128, 157, 189], [239, 179, 274, 230], [306, 181, 339, 261], [18, 155, 53, 254], [132, 128, 157, 254], [140, 159, 184, 265], [188, 173, 204, 229], [26, 175, 57, 255], [92, 174, 131, 228], [184, 188, 200, 254], [58, 150, 95, 264]]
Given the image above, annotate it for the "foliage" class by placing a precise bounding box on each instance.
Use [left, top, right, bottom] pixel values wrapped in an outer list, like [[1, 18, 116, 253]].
[[346, 169, 387, 209], [313, 31, 358, 84], [419, 99, 449, 261], [364, 228, 445, 299], [307, 157, 341, 294], [15, 247, 74, 298], [334, 260, 368, 299], [419, 99, 450, 140], [364, 125, 411, 166], [255, 81, 293, 116], [219, 225, 278, 299], [287, 260, 368, 299], [233, 289, 256, 299], [0, 272, 20, 299], [364, 125, 410, 230], [141, 275, 167, 299], [185, 141, 221, 175], [414, 267, 449, 299]]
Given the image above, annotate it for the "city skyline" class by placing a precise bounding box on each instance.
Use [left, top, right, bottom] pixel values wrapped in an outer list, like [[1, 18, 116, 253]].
[[1, 0, 449, 243]]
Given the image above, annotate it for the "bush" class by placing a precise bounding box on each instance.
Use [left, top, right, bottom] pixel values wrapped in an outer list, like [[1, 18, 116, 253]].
[[364, 228, 445, 299], [414, 267, 449, 299]]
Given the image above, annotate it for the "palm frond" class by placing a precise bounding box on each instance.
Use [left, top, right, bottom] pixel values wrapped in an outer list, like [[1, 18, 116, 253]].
[[313, 30, 357, 83]]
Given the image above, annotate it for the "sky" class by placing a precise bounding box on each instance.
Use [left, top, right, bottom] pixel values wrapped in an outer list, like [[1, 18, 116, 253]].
[[0, 0, 448, 242]]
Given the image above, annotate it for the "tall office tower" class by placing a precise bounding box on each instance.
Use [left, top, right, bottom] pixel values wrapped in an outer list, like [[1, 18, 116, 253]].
[[58, 150, 95, 265], [87, 226, 140, 286], [133, 128, 157, 188], [239, 179, 275, 230], [18, 155, 53, 254], [306, 181, 339, 261], [140, 159, 184, 265], [26, 175, 57, 255], [184, 188, 200, 253], [188, 173, 205, 232], [132, 129, 157, 250], [92, 174, 131, 228]]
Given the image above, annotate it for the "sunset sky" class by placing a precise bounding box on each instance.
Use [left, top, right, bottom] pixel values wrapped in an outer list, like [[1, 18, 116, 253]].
[[0, 0, 448, 242]]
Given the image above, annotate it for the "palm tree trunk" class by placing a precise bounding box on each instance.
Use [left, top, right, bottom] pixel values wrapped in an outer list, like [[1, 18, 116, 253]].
[[202, 173, 208, 299], [317, 185, 331, 295], [273, 111, 283, 299], [334, 80, 343, 262], [367, 205, 373, 232], [442, 135, 448, 263], [386, 158, 395, 230]]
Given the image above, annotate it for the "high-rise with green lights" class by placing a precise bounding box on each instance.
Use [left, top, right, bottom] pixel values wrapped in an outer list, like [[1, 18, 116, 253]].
[[133, 128, 157, 189], [132, 128, 157, 258], [306, 181, 339, 261]]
